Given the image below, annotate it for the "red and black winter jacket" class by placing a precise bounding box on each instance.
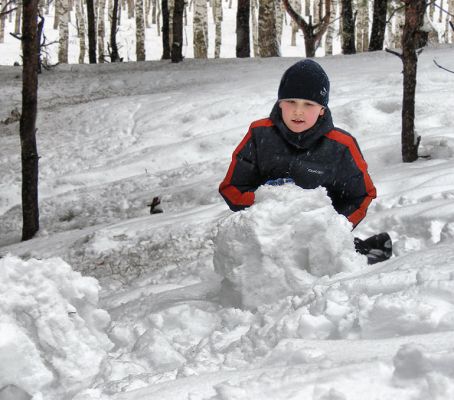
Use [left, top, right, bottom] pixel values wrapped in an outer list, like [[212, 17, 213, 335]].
[[219, 103, 376, 228]]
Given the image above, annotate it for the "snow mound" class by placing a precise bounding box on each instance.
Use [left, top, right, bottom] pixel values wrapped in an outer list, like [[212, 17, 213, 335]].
[[213, 185, 366, 309], [0, 256, 113, 398]]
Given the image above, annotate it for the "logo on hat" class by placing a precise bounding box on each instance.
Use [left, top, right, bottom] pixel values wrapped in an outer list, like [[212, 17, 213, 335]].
[[320, 87, 328, 97]]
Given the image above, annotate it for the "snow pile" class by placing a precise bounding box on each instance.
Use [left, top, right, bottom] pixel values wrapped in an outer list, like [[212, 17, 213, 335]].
[[0, 256, 113, 398], [214, 185, 365, 309]]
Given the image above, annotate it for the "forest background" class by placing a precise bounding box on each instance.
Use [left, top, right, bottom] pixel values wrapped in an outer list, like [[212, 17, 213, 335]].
[[1, 0, 453, 66]]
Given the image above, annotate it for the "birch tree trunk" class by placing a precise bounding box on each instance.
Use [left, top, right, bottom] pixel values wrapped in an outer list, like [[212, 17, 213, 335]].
[[128, 0, 134, 18], [136, 0, 146, 60], [156, 0, 161, 35], [290, 0, 301, 46], [214, 0, 222, 58], [98, 0, 106, 62], [236, 0, 250, 57], [21, 0, 40, 240], [355, 0, 369, 52], [258, 0, 279, 56], [325, 0, 338, 55], [275, 0, 284, 46], [15, 1, 22, 33], [304, 0, 310, 16], [145, 0, 151, 27], [58, 0, 70, 63], [152, 0, 157, 23], [193, 0, 208, 58], [388, 0, 404, 49], [313, 0, 319, 25], [76, 0, 86, 63], [251, 0, 259, 56]]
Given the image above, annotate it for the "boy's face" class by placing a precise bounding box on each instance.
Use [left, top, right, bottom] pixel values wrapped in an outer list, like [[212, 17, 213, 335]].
[[279, 99, 325, 133]]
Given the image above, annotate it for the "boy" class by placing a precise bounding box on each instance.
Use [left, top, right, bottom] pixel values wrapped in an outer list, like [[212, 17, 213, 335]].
[[219, 59, 390, 263]]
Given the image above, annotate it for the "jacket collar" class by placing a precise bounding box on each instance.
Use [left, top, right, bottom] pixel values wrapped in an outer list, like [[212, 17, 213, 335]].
[[270, 102, 334, 150]]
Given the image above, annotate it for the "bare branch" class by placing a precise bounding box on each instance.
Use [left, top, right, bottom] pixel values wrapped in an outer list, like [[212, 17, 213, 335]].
[[10, 32, 22, 41], [386, 3, 406, 24], [0, 0, 17, 18], [385, 47, 403, 59], [433, 58, 454, 74]]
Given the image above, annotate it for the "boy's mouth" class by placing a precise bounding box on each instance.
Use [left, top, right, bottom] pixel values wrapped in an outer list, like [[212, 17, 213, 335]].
[[292, 119, 305, 124]]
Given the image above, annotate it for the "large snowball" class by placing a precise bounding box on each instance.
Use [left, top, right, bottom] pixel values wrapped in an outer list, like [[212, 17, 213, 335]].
[[214, 185, 365, 309]]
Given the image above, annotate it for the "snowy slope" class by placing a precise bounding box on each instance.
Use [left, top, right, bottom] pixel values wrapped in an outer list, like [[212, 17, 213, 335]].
[[1, 45, 454, 399]]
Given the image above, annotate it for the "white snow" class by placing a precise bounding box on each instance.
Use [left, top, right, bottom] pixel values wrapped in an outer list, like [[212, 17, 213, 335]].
[[1, 23, 454, 400]]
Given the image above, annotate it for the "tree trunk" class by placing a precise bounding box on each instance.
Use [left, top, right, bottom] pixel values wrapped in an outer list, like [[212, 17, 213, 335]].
[[389, 0, 404, 48], [341, 0, 355, 54], [450, 0, 454, 43], [355, 0, 369, 52], [236, 0, 250, 57], [161, 0, 171, 58], [76, 0, 86, 63], [15, 1, 22, 33], [0, 1, 5, 43], [325, 0, 338, 55], [214, 0, 222, 58], [401, 0, 426, 162], [21, 0, 40, 241], [136, 0, 146, 60], [282, 0, 331, 57], [53, 0, 59, 29], [275, 0, 284, 46], [258, 0, 279, 56], [98, 0, 106, 62], [57, 0, 69, 62], [171, 0, 184, 62], [251, 0, 259, 56], [290, 0, 301, 47], [369, 0, 387, 51], [110, 0, 120, 61], [86, 0, 97, 63], [193, 0, 208, 58]]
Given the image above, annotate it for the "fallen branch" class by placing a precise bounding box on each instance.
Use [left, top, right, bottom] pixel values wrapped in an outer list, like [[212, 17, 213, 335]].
[[433, 58, 454, 74]]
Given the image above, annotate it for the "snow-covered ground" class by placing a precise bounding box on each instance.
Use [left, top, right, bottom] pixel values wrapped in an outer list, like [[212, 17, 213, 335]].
[[1, 43, 454, 399]]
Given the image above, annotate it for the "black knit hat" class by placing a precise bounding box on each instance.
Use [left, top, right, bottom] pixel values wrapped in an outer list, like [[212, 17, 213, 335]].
[[278, 59, 330, 107]]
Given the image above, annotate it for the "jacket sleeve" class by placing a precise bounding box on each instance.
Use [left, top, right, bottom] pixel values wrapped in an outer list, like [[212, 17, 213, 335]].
[[219, 125, 262, 211], [326, 132, 376, 227]]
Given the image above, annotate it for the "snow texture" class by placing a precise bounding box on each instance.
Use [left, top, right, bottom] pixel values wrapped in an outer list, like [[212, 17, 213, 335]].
[[1, 13, 454, 399]]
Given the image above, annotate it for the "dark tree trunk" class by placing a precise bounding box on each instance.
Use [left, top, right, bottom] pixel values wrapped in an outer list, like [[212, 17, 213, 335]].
[[86, 0, 97, 63], [20, 0, 40, 241], [236, 0, 250, 58], [401, 0, 426, 162], [161, 0, 170, 59], [110, 0, 120, 61], [282, 0, 331, 58], [341, 0, 355, 54], [171, 0, 184, 63], [369, 0, 387, 51]]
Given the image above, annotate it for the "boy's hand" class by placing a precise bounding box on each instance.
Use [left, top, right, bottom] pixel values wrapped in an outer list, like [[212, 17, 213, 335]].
[[264, 178, 295, 186]]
